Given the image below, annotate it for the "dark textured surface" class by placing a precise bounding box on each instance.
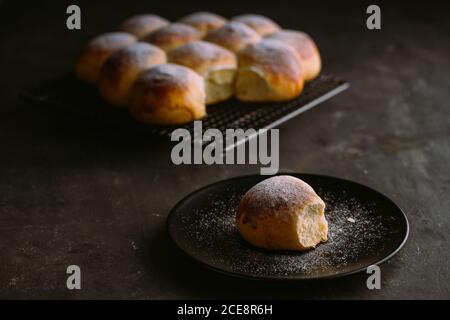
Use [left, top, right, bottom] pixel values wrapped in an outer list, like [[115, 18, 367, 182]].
[[0, 0, 449, 299]]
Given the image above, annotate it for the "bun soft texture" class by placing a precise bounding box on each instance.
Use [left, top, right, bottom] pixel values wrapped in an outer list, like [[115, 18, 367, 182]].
[[266, 30, 321, 81], [129, 64, 206, 125], [98, 42, 166, 107], [143, 23, 202, 52], [168, 41, 237, 105], [236, 39, 304, 102], [232, 14, 280, 36], [236, 175, 328, 251], [75, 32, 136, 84], [179, 12, 227, 37], [119, 14, 169, 38], [204, 22, 261, 53]]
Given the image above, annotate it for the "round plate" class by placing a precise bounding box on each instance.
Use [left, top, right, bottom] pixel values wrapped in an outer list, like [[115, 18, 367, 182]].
[[167, 173, 409, 280]]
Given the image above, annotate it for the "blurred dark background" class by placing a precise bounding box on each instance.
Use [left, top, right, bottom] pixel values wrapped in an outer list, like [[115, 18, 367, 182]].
[[0, 0, 449, 299]]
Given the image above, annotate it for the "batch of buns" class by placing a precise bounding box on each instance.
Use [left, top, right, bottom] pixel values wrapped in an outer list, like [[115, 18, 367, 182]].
[[74, 12, 321, 125]]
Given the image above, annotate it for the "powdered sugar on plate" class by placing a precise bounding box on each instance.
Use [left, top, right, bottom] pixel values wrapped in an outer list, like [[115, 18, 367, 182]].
[[173, 179, 404, 279]]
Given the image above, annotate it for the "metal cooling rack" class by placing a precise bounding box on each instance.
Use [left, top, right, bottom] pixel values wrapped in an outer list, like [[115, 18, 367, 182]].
[[21, 74, 348, 149]]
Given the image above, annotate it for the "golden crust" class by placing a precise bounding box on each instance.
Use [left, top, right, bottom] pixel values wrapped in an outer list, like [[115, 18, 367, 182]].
[[236, 39, 304, 101], [129, 63, 206, 125], [168, 41, 237, 104], [98, 42, 166, 107], [204, 22, 261, 53], [168, 41, 236, 75], [236, 175, 328, 251], [142, 23, 202, 52], [179, 12, 227, 36], [74, 32, 136, 84], [76, 13, 323, 116], [232, 14, 280, 36], [266, 30, 321, 81], [237, 176, 323, 225], [119, 14, 169, 38]]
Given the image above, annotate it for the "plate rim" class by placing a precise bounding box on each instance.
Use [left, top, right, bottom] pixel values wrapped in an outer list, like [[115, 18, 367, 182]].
[[167, 172, 410, 281]]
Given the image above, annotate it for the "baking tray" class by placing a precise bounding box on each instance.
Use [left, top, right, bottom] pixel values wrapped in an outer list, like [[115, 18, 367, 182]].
[[20, 74, 349, 149]]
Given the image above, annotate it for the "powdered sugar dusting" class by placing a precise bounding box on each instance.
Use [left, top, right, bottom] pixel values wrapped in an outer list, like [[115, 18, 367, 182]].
[[175, 183, 402, 278], [242, 175, 318, 209]]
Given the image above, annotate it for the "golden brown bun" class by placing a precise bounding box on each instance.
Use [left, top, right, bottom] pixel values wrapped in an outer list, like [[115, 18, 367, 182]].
[[179, 12, 227, 37], [204, 22, 261, 53], [232, 14, 280, 36], [98, 42, 166, 107], [75, 32, 136, 84], [236, 175, 328, 251], [142, 23, 202, 52], [129, 64, 206, 125], [266, 30, 321, 81], [236, 39, 304, 102], [119, 14, 169, 38], [168, 41, 237, 105]]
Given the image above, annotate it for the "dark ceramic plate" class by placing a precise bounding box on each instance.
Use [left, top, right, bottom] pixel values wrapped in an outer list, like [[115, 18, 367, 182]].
[[167, 173, 409, 280], [21, 75, 348, 150]]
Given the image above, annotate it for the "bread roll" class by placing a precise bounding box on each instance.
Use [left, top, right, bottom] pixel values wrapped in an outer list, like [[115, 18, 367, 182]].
[[179, 12, 227, 37], [98, 42, 166, 107], [232, 14, 280, 36], [266, 30, 321, 81], [129, 64, 206, 125], [236, 39, 304, 102], [119, 14, 169, 38], [236, 175, 328, 251], [75, 32, 136, 84], [204, 22, 261, 53], [168, 41, 237, 105], [142, 23, 202, 52]]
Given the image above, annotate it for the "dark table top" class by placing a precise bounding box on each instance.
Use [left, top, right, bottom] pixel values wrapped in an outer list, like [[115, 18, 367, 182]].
[[1, 0, 449, 299]]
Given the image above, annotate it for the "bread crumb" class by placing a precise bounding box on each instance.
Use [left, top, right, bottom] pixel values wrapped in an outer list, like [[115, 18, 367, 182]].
[[347, 217, 356, 223]]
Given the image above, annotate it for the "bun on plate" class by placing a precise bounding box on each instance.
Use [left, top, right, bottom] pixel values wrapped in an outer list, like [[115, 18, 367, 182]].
[[236, 175, 328, 251]]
